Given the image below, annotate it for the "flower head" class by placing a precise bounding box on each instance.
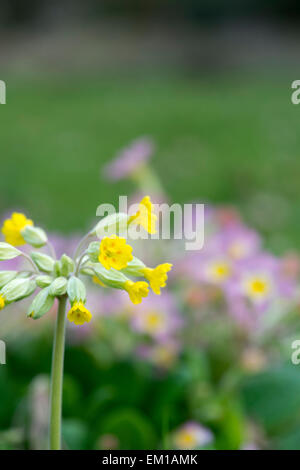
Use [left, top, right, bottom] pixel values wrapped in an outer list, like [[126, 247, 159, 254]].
[[124, 280, 149, 304], [130, 291, 182, 340], [143, 263, 172, 295], [173, 422, 213, 450], [67, 301, 92, 326], [1, 212, 33, 246], [0, 199, 171, 326], [203, 257, 232, 284], [0, 294, 5, 310], [99, 235, 133, 270], [128, 196, 157, 234], [243, 274, 272, 302], [103, 137, 154, 181]]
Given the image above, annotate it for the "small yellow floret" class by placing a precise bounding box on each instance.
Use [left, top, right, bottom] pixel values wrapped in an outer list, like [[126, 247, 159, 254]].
[[124, 280, 149, 305], [67, 301, 92, 326], [206, 261, 231, 283], [0, 295, 5, 310], [143, 263, 172, 295], [244, 276, 270, 300], [146, 312, 162, 328], [128, 196, 157, 234], [174, 430, 197, 450], [99, 235, 133, 270], [1, 212, 33, 246]]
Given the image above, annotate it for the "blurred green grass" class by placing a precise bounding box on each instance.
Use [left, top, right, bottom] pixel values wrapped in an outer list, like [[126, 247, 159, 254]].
[[1, 73, 299, 249]]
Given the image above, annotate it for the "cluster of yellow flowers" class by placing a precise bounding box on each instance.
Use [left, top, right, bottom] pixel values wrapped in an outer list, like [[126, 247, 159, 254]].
[[0, 196, 172, 326]]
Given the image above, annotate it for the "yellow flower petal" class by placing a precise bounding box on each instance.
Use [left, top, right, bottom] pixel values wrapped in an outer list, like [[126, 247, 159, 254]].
[[143, 263, 172, 295], [1, 212, 33, 246], [99, 235, 133, 270], [0, 295, 5, 310], [67, 301, 92, 326], [128, 196, 157, 234], [124, 280, 149, 304]]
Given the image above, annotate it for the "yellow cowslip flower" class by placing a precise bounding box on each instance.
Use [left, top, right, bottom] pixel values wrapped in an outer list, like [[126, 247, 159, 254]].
[[1, 212, 33, 246], [142, 263, 172, 295], [99, 235, 133, 270], [67, 301, 92, 326], [124, 280, 149, 305], [128, 196, 157, 234], [0, 295, 5, 310]]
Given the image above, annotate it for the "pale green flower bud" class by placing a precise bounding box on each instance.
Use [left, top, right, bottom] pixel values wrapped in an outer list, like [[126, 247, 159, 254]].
[[67, 276, 86, 304], [49, 277, 68, 297], [0, 242, 21, 260], [93, 213, 129, 238], [1, 278, 33, 303], [0, 271, 18, 288], [87, 241, 100, 263], [16, 271, 31, 279], [31, 252, 55, 273], [36, 275, 53, 288], [53, 261, 61, 277], [22, 226, 48, 248], [23, 280, 37, 299], [59, 254, 74, 277], [27, 287, 54, 319], [93, 263, 129, 289], [121, 256, 146, 276], [80, 265, 94, 276]]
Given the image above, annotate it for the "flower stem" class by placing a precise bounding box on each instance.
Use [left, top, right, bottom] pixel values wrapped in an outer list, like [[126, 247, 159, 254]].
[[49, 295, 67, 450], [73, 232, 92, 261], [20, 252, 39, 274], [47, 240, 57, 260]]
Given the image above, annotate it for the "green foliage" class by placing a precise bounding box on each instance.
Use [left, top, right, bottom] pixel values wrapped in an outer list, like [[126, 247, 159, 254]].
[[1, 73, 300, 252]]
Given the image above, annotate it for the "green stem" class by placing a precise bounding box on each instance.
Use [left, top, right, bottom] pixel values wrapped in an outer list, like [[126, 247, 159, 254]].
[[73, 232, 92, 261], [20, 252, 39, 274], [47, 240, 57, 260], [49, 295, 67, 450], [75, 252, 88, 276]]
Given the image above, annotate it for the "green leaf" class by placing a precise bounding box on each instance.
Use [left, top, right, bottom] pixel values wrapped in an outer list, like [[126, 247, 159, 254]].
[[242, 364, 300, 433], [100, 408, 156, 450]]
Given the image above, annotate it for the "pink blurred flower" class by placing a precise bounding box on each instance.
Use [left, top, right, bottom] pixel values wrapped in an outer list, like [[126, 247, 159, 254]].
[[130, 292, 183, 341], [208, 225, 261, 261], [225, 254, 297, 328], [103, 137, 154, 181]]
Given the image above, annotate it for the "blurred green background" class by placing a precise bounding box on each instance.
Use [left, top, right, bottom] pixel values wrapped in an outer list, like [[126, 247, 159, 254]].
[[1, 0, 300, 450], [2, 73, 299, 252]]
